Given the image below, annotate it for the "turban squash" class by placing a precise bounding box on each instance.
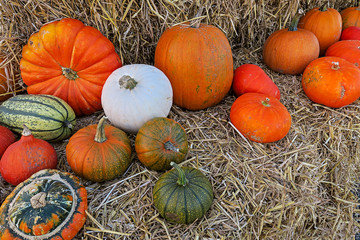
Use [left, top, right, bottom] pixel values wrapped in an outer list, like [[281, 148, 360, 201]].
[[0, 169, 87, 240]]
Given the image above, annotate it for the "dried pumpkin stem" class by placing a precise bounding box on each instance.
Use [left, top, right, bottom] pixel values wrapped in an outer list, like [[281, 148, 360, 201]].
[[62, 67, 79, 80], [30, 192, 47, 209], [170, 162, 188, 187], [191, 5, 204, 28], [164, 141, 179, 152], [261, 97, 271, 107], [94, 116, 108, 143], [119, 75, 138, 90], [288, 14, 301, 31], [331, 62, 340, 70], [22, 124, 32, 136]]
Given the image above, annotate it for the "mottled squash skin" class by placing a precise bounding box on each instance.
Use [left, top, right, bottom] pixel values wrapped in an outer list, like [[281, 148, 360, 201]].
[[153, 163, 213, 224], [0, 169, 87, 240]]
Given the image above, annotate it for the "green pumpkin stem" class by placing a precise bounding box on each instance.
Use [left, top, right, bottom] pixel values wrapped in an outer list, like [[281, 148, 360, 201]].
[[288, 14, 301, 31], [170, 162, 189, 187], [94, 116, 108, 143], [62, 67, 79, 80], [319, 2, 328, 12], [119, 75, 138, 90]]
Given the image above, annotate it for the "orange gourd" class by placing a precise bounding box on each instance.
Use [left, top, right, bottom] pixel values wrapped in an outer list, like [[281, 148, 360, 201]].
[[263, 15, 320, 75], [230, 93, 291, 143], [154, 23, 233, 110], [298, 4, 342, 55], [66, 116, 132, 182], [0, 126, 57, 185], [341, 6, 360, 29], [302, 56, 360, 108], [20, 18, 122, 116]]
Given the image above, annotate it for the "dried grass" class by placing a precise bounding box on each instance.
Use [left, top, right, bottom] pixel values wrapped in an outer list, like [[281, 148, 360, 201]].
[[1, 0, 360, 239]]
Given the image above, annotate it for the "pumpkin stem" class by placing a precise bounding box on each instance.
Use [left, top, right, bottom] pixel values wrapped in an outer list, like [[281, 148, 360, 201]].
[[94, 116, 108, 143], [331, 61, 340, 70], [191, 5, 204, 28], [119, 75, 138, 90], [170, 162, 189, 187], [261, 97, 271, 107], [62, 67, 79, 80], [22, 125, 32, 136], [164, 141, 179, 152], [64, 120, 73, 129], [319, 2, 328, 12], [288, 14, 301, 31], [30, 192, 47, 209]]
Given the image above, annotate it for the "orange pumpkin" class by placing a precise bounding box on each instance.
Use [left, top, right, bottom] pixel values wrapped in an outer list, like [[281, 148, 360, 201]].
[[263, 15, 320, 75], [230, 93, 291, 143], [154, 23, 233, 110], [341, 6, 360, 29], [298, 4, 342, 55], [0, 58, 15, 101], [66, 116, 132, 182], [302, 56, 360, 108], [0, 126, 57, 186], [0, 126, 16, 158], [20, 18, 122, 116], [341, 26, 360, 40], [325, 40, 360, 68], [135, 117, 188, 171]]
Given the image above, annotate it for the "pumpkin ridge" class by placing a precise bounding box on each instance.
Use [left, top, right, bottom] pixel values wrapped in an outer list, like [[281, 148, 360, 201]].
[[183, 187, 188, 224], [76, 51, 117, 75], [189, 182, 213, 199], [187, 186, 205, 216], [159, 185, 179, 216], [153, 179, 176, 197]]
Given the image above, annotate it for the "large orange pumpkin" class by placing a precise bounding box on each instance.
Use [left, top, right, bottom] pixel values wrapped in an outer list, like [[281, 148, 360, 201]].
[[154, 23, 233, 110], [298, 4, 342, 55], [263, 15, 319, 75], [66, 116, 132, 182], [341, 6, 360, 29], [302, 56, 360, 108], [325, 40, 360, 68], [230, 93, 291, 143], [20, 18, 122, 116]]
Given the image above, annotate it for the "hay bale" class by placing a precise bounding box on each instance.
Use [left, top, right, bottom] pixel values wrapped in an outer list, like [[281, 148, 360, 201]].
[[0, 0, 359, 239]]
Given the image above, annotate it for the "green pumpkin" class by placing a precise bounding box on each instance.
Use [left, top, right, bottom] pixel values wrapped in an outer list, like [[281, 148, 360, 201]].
[[153, 162, 213, 224]]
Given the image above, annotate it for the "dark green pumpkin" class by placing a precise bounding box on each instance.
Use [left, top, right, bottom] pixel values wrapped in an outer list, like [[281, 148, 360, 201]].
[[153, 162, 213, 224], [0, 169, 87, 240]]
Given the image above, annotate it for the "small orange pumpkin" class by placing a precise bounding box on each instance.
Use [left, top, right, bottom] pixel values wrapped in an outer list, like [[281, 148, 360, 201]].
[[0, 126, 57, 186], [263, 15, 319, 75], [341, 6, 360, 29], [302, 56, 360, 108], [135, 117, 188, 171], [230, 93, 291, 143], [325, 40, 360, 68], [66, 116, 132, 182], [298, 3, 342, 55]]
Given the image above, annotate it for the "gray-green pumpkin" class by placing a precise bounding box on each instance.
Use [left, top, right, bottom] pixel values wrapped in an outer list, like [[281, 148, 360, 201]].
[[153, 162, 213, 224]]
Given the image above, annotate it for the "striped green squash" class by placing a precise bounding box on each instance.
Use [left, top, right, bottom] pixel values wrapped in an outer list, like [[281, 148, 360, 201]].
[[0, 94, 76, 142], [153, 162, 213, 224]]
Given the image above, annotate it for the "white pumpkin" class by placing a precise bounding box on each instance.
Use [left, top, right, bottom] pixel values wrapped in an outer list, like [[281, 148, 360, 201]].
[[101, 64, 173, 133]]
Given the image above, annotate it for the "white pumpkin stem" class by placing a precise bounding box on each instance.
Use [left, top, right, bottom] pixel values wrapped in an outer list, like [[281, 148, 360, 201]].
[[22, 124, 32, 136], [261, 97, 271, 107], [94, 116, 108, 143], [119, 75, 138, 90], [170, 162, 189, 187], [331, 62, 340, 70]]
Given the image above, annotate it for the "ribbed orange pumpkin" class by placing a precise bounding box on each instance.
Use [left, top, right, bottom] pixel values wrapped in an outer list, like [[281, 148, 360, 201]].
[[154, 23, 233, 110], [0, 126, 16, 158], [20, 18, 122, 116], [66, 116, 132, 182], [298, 4, 342, 55], [135, 117, 188, 171], [325, 40, 360, 68], [341, 6, 360, 29], [230, 93, 291, 143], [302, 57, 360, 108], [0, 126, 58, 186], [263, 15, 319, 75]]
